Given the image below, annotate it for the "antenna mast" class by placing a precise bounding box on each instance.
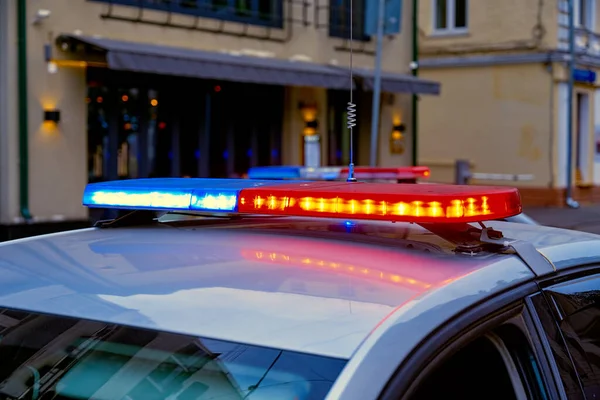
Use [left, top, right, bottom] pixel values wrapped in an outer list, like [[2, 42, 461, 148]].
[[346, 0, 357, 182]]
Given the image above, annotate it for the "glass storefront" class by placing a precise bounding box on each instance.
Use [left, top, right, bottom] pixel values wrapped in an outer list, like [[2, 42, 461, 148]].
[[86, 69, 283, 182]]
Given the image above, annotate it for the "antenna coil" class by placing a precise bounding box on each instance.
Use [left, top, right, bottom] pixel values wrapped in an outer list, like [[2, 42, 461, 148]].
[[347, 102, 357, 129]]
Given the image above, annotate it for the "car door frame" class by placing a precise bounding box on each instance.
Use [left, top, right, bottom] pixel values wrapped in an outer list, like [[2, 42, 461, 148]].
[[376, 280, 564, 400], [378, 263, 600, 400], [533, 263, 600, 398]]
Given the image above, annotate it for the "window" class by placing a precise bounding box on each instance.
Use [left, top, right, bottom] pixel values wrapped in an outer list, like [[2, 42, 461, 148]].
[[433, 0, 467, 33], [536, 274, 600, 399], [89, 0, 284, 28], [575, 0, 595, 30], [0, 309, 347, 399], [408, 325, 549, 400], [329, 0, 370, 41]]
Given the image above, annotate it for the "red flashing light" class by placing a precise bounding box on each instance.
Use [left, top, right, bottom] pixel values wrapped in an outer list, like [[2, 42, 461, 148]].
[[158, 122, 167, 130], [214, 85, 221, 92], [237, 182, 522, 223], [339, 166, 431, 180]]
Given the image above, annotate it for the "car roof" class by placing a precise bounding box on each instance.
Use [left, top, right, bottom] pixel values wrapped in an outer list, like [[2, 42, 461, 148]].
[[0, 216, 599, 360]]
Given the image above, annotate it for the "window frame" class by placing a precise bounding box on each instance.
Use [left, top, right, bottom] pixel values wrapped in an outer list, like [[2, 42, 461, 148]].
[[377, 281, 560, 400], [574, 0, 596, 31], [431, 0, 468, 36], [328, 0, 371, 42], [533, 270, 600, 399], [88, 0, 285, 29]]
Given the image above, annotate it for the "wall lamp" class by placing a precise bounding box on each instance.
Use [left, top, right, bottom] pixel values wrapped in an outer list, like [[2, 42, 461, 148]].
[[299, 102, 319, 136], [391, 123, 405, 139], [44, 109, 61, 123], [390, 123, 406, 154]]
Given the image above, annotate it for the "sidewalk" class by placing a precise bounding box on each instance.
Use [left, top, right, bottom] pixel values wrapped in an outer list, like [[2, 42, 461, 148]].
[[524, 204, 600, 234]]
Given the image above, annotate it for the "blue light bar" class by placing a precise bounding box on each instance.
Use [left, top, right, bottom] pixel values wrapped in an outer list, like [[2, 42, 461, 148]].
[[82, 178, 300, 212], [247, 166, 342, 180], [247, 166, 302, 179]]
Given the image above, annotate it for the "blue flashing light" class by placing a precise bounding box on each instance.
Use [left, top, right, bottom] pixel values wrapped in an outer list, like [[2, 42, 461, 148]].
[[82, 178, 300, 212], [247, 166, 343, 180], [247, 166, 302, 179], [190, 191, 239, 211], [303, 167, 342, 181]]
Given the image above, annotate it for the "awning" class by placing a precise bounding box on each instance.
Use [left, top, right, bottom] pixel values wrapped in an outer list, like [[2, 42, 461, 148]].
[[351, 68, 441, 95], [55, 34, 353, 90]]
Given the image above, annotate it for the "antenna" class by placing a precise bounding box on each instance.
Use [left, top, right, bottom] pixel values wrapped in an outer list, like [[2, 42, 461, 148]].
[[346, 0, 357, 182]]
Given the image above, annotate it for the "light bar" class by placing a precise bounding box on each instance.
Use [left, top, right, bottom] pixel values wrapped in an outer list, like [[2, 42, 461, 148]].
[[247, 166, 342, 180], [247, 166, 430, 181], [83, 178, 522, 223], [82, 178, 301, 212], [339, 166, 430, 180], [247, 166, 304, 180], [237, 181, 521, 223]]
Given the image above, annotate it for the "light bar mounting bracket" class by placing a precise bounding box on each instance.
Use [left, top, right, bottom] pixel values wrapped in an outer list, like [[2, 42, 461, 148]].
[[478, 226, 556, 277]]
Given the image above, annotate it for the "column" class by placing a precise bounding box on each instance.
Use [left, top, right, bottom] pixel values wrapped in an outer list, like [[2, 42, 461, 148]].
[[198, 91, 211, 177]]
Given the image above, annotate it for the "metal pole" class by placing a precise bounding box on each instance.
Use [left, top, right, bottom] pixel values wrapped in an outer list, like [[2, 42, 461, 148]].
[[368, 0, 386, 167], [410, 0, 419, 166], [566, 0, 579, 208]]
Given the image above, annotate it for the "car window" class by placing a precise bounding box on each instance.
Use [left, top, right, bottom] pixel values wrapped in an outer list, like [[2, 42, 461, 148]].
[[0, 308, 347, 400], [407, 323, 548, 400], [542, 274, 600, 399], [529, 292, 586, 399]]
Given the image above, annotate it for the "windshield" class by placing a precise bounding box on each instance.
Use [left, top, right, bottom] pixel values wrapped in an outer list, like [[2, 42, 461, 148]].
[[0, 309, 347, 400]]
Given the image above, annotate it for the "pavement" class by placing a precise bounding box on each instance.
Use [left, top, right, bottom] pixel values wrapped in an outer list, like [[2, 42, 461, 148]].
[[524, 204, 600, 234]]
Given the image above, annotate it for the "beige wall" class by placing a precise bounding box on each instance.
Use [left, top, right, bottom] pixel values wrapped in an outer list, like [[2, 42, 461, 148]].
[[378, 93, 413, 166], [418, 63, 553, 187], [418, 0, 558, 55], [282, 86, 329, 165]]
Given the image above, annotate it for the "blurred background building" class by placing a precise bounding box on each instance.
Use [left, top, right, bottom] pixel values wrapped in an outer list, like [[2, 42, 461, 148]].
[[0, 0, 440, 239], [9, 0, 600, 239], [417, 0, 600, 206]]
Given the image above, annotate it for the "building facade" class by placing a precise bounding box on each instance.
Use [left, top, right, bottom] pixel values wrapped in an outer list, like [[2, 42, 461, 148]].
[[417, 0, 600, 206], [0, 0, 439, 239]]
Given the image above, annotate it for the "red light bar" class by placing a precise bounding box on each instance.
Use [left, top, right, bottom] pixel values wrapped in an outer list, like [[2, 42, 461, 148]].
[[237, 181, 521, 223], [339, 166, 430, 180]]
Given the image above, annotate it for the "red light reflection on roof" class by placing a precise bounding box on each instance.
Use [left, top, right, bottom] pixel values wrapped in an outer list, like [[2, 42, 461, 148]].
[[241, 249, 433, 290]]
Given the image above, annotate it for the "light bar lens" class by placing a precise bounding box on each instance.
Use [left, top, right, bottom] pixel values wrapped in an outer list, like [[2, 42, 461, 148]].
[[82, 178, 299, 212], [247, 166, 302, 179], [85, 190, 192, 210], [237, 182, 522, 223], [190, 191, 238, 211]]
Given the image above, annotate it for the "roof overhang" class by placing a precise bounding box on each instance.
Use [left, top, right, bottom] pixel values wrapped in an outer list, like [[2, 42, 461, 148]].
[[55, 34, 354, 90], [55, 34, 441, 95]]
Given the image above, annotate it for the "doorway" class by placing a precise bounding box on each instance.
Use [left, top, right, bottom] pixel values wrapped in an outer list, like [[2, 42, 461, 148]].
[[575, 92, 591, 185]]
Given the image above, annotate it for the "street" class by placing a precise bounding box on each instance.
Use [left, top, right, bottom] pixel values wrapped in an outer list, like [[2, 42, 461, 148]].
[[525, 204, 600, 235]]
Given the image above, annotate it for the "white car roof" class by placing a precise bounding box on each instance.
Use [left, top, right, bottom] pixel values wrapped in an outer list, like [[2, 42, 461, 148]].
[[0, 217, 599, 359]]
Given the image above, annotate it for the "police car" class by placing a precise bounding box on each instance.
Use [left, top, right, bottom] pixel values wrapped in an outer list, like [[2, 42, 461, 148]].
[[248, 165, 540, 226], [0, 178, 597, 399], [247, 165, 431, 184]]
